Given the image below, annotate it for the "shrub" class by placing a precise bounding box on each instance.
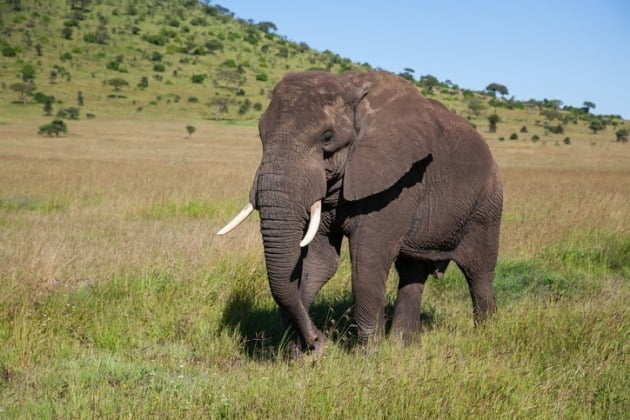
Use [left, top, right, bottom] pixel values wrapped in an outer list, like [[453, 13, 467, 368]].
[[33, 92, 55, 104], [238, 99, 252, 115], [509, 132, 518, 140], [205, 39, 223, 52], [62, 27, 73, 40], [57, 107, 80, 120], [1, 44, 17, 57], [563, 137, 571, 145], [138, 76, 149, 89], [83, 33, 97, 43], [86, 112, 96, 119], [38, 119, 67, 136], [615, 128, 628, 143], [546, 124, 564, 134], [531, 134, 540, 142], [520, 126, 528, 133], [153, 63, 165, 72], [222, 59, 237, 68], [151, 51, 163, 61], [191, 74, 206, 84], [253, 102, 263, 111], [60, 52, 72, 61], [255, 72, 268, 82], [187, 97, 199, 103]]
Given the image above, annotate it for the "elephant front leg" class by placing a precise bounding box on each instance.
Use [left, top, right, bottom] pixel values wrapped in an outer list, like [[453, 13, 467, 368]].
[[349, 238, 397, 344], [391, 257, 430, 344]]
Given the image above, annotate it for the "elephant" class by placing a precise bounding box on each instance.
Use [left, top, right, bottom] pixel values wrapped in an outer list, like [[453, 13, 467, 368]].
[[219, 71, 503, 357]]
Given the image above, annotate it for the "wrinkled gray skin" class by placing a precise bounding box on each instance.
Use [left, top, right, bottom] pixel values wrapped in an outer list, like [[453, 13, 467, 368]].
[[248, 71, 502, 356]]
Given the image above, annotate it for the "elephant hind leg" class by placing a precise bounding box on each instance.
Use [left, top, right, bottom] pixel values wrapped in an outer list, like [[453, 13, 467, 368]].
[[391, 257, 430, 344], [454, 225, 500, 325]]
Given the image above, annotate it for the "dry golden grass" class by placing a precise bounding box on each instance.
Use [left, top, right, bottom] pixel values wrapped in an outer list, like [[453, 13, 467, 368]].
[[1, 118, 628, 302]]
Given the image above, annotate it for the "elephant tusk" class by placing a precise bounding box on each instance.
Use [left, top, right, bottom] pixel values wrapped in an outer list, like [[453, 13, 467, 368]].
[[299, 201, 322, 247], [217, 203, 254, 235]]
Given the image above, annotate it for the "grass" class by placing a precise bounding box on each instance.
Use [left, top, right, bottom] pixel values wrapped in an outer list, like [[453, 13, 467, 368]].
[[0, 115, 628, 417]]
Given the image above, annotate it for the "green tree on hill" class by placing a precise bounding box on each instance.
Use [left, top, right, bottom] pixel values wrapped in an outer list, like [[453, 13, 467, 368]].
[[10, 82, 35, 104], [107, 78, 129, 91], [582, 101, 596, 114], [488, 113, 501, 133], [485, 83, 509, 97]]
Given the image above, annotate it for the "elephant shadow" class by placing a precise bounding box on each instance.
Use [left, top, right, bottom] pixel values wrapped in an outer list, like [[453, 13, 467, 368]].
[[219, 287, 437, 360]]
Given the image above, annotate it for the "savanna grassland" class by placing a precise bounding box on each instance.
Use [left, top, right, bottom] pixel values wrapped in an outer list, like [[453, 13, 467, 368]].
[[1, 0, 629, 417], [0, 115, 628, 418]]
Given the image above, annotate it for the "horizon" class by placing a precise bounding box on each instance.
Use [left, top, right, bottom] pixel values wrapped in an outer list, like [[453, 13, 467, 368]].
[[223, 0, 630, 119]]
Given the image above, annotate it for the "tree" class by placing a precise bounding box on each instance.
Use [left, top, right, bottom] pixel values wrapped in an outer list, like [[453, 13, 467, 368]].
[[582, 101, 596, 114], [207, 97, 229, 120], [10, 82, 35, 104], [186, 125, 196, 138], [21, 63, 36, 82], [43, 100, 53, 116], [488, 113, 501, 133], [419, 74, 439, 93], [77, 91, 84, 106], [399, 68, 415, 82], [615, 128, 628, 143], [107, 78, 129, 91], [257, 21, 277, 33], [485, 83, 509, 96]]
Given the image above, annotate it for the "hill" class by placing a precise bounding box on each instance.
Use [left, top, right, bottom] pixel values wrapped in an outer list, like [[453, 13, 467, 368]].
[[0, 0, 628, 145]]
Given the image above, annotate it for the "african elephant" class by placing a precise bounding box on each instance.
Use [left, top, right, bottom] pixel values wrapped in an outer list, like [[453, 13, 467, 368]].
[[219, 71, 502, 356]]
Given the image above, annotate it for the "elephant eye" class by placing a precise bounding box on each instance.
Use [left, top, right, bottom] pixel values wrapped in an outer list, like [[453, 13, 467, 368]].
[[322, 130, 334, 143]]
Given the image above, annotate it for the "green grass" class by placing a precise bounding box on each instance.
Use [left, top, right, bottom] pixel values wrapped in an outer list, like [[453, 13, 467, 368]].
[[0, 234, 627, 417], [0, 196, 67, 213]]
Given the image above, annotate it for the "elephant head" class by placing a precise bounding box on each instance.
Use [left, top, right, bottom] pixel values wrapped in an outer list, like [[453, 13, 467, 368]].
[[219, 71, 437, 349]]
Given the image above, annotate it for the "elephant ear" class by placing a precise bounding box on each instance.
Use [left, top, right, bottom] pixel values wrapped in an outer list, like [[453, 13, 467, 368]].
[[342, 72, 436, 201]]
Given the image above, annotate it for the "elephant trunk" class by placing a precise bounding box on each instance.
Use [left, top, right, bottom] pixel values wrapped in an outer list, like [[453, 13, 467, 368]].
[[255, 167, 322, 346]]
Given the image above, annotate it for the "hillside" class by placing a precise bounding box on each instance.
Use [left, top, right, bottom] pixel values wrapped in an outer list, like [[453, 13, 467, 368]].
[[0, 0, 628, 145]]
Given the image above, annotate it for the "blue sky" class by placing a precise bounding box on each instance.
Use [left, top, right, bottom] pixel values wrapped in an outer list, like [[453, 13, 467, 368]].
[[223, 1, 629, 119]]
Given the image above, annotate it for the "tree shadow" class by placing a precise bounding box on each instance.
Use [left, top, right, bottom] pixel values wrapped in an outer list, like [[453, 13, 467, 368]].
[[220, 287, 437, 361]]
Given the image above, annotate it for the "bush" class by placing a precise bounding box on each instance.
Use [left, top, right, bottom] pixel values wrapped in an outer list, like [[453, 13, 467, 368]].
[[38, 119, 67, 136], [33, 92, 55, 104], [205, 39, 223, 52], [546, 124, 564, 134], [615, 128, 628, 143], [531, 135, 540, 142], [153, 63, 165, 72], [187, 97, 199, 103], [60, 52, 73, 61], [138, 76, 149, 89], [86, 113, 96, 119], [253, 102, 263, 111], [151, 51, 163, 61], [520, 126, 528, 133], [57, 107, 80, 120], [563, 137, 571, 145], [191, 74, 206, 84], [255, 72, 268, 82], [509, 132, 518, 140], [1, 44, 17, 57]]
